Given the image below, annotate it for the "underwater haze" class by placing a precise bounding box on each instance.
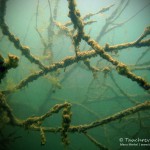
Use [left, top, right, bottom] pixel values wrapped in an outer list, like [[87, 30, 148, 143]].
[[0, 0, 150, 150]]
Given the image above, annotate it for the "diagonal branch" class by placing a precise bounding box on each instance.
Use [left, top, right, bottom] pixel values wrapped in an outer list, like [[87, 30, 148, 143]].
[[69, 101, 150, 132], [0, 0, 46, 70], [67, 0, 150, 91]]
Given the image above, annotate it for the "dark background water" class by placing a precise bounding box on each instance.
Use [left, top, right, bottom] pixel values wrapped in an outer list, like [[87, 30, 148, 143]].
[[0, 0, 150, 149]]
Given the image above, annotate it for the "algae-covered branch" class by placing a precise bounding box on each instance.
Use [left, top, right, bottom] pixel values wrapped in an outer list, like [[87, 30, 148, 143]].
[[0, 0, 150, 149]]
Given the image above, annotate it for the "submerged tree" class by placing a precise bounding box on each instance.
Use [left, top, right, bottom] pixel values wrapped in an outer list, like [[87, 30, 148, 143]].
[[0, 0, 150, 149]]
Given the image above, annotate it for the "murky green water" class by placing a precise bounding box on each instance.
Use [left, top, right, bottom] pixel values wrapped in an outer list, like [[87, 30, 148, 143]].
[[0, 0, 150, 150]]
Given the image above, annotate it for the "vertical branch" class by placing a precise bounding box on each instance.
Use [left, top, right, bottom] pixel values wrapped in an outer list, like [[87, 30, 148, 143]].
[[47, 0, 53, 22], [67, 0, 84, 57], [36, 0, 39, 29], [40, 127, 46, 145], [53, 0, 60, 20], [61, 103, 72, 146]]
